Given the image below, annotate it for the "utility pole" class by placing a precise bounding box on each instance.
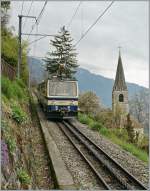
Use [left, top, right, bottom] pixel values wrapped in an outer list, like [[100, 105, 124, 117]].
[[17, 15, 36, 79], [17, 15, 22, 78]]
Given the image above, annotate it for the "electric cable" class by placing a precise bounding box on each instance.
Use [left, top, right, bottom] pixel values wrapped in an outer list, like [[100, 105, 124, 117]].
[[75, 1, 114, 46]]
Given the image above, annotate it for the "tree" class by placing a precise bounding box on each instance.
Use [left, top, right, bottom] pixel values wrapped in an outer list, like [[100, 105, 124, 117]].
[[125, 114, 135, 143], [44, 26, 78, 78], [79, 91, 101, 116], [1, 1, 10, 28], [129, 90, 149, 132]]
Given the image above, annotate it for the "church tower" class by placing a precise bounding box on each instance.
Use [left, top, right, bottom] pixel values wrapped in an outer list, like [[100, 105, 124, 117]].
[[112, 50, 129, 115]]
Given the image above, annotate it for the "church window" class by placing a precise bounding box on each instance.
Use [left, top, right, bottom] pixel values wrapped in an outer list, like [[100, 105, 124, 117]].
[[119, 94, 124, 102]]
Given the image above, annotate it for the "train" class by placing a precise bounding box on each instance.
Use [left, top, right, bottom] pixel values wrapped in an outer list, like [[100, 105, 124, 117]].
[[37, 76, 78, 119]]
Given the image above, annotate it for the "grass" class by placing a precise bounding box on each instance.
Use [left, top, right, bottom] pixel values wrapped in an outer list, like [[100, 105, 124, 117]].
[[1, 120, 16, 154], [11, 103, 28, 124], [99, 127, 148, 163], [78, 113, 148, 163], [1, 76, 29, 102], [17, 168, 31, 185]]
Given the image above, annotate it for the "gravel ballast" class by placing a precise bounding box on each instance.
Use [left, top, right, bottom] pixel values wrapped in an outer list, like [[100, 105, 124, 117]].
[[46, 121, 103, 190], [70, 118, 149, 187], [46, 118, 149, 189]]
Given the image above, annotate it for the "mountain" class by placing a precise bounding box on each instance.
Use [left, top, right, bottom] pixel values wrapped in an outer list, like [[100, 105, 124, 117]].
[[28, 57, 147, 108], [75, 68, 147, 107]]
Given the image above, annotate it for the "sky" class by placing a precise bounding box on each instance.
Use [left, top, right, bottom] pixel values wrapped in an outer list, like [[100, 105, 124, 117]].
[[9, 1, 149, 88]]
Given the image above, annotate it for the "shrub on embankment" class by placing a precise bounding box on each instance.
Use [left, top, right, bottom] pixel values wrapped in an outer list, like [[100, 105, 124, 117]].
[[2, 76, 29, 102], [1, 76, 32, 189], [78, 112, 148, 163]]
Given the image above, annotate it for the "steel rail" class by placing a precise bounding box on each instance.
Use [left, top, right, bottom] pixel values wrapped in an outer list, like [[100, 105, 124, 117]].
[[57, 122, 111, 190], [63, 120, 147, 190]]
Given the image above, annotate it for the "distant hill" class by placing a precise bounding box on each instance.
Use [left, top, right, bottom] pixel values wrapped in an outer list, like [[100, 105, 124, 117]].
[[28, 56, 147, 108]]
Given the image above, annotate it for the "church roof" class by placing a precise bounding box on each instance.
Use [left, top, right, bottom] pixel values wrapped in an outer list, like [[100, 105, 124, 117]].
[[113, 51, 127, 91]]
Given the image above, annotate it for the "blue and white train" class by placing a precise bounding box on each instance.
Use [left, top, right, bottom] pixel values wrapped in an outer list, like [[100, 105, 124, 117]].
[[37, 77, 78, 119]]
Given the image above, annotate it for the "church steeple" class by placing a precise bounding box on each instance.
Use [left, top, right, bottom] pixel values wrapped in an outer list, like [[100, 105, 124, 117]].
[[113, 50, 127, 91], [112, 49, 129, 115]]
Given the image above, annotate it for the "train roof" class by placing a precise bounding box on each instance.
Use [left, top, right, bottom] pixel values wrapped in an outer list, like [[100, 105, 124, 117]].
[[38, 77, 77, 85], [49, 76, 77, 81]]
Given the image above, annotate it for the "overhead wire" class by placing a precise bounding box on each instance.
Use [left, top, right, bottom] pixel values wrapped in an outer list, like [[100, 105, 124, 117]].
[[23, 0, 34, 29], [67, 1, 82, 29], [20, 0, 25, 15], [75, 1, 115, 46], [26, 0, 48, 41], [28, 35, 54, 45]]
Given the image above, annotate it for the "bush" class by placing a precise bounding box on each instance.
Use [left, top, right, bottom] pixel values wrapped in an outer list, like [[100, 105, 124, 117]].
[[121, 142, 148, 162], [6, 138, 16, 154], [78, 112, 148, 163], [95, 110, 114, 128], [15, 78, 26, 89], [1, 76, 14, 99], [1, 120, 16, 154], [138, 136, 149, 153], [11, 104, 28, 124], [79, 91, 101, 115], [99, 127, 110, 136], [78, 113, 93, 125], [17, 169, 31, 185], [1, 120, 10, 134], [90, 121, 103, 131], [111, 128, 128, 141], [1, 76, 28, 102], [2, 93, 9, 104]]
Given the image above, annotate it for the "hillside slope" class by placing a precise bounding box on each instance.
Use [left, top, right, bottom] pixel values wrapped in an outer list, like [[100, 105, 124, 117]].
[[28, 57, 147, 107]]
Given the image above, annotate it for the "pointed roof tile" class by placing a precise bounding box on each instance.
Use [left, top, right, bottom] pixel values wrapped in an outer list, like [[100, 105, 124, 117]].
[[113, 51, 127, 91]]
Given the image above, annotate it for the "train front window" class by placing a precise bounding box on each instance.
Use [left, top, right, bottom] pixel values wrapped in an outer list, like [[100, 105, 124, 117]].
[[49, 81, 77, 97]]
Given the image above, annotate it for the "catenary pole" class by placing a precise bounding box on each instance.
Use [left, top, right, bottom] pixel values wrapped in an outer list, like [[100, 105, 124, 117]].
[[17, 15, 36, 79], [17, 15, 22, 78]]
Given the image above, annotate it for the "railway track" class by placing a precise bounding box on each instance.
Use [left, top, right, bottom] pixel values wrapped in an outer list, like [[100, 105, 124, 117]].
[[57, 120, 147, 190]]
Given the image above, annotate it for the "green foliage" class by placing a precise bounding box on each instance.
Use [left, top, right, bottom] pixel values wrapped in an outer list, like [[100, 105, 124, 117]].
[[6, 138, 16, 154], [99, 127, 148, 162], [120, 142, 148, 162], [2, 76, 14, 99], [2, 28, 19, 67], [137, 136, 149, 153], [2, 27, 29, 83], [95, 110, 114, 128], [44, 26, 78, 78], [11, 104, 28, 124], [2, 93, 9, 104], [1, 1, 10, 27], [99, 127, 110, 136], [1, 120, 16, 154], [1, 120, 10, 134], [125, 114, 135, 143], [1, 76, 29, 102], [1, 1, 10, 10], [90, 121, 104, 131], [78, 112, 148, 163], [79, 91, 101, 115], [17, 169, 31, 185], [78, 113, 93, 125], [15, 78, 26, 89]]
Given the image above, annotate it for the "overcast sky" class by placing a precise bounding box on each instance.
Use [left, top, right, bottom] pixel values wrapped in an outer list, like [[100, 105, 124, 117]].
[[9, 1, 149, 87]]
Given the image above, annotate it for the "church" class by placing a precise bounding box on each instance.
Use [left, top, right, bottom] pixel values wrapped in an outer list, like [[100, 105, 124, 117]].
[[112, 50, 144, 137], [112, 50, 129, 115]]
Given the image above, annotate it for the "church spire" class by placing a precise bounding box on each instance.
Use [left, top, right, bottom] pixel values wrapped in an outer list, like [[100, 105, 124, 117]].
[[113, 49, 127, 91]]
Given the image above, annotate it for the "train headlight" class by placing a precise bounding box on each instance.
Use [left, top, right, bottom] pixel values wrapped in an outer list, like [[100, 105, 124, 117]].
[[55, 105, 58, 110]]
